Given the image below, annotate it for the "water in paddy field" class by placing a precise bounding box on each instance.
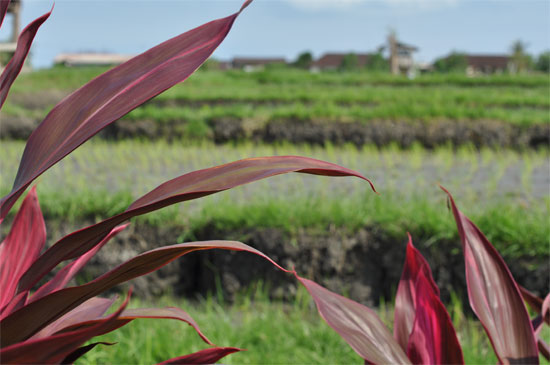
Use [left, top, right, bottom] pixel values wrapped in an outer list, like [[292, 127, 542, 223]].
[[2, 141, 548, 213]]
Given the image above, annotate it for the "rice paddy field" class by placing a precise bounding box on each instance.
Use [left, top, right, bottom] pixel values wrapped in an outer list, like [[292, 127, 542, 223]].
[[2, 68, 549, 135], [2, 140, 549, 258], [1, 67, 549, 363]]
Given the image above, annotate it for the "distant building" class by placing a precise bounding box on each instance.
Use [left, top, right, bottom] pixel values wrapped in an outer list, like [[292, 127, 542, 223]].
[[465, 54, 510, 75], [311, 53, 373, 71], [0, 0, 22, 69], [231, 57, 286, 71], [388, 34, 418, 76], [54, 53, 135, 67]]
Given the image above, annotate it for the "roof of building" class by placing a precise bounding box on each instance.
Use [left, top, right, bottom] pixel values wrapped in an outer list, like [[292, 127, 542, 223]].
[[232, 57, 286, 66], [466, 54, 510, 69], [54, 53, 135, 67], [396, 42, 418, 52]]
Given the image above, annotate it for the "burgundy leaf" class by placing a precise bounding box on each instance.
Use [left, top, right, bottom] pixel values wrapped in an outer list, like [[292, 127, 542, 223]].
[[406, 271, 464, 364], [538, 339, 550, 361], [393, 233, 439, 352], [0, 7, 51, 108], [0, 186, 45, 311], [58, 307, 214, 346], [0, 1, 252, 219], [441, 186, 539, 364], [28, 224, 128, 304], [30, 297, 116, 339], [0, 0, 10, 28], [0, 290, 131, 364], [520, 286, 547, 322], [18, 156, 373, 294], [156, 347, 242, 365], [61, 341, 116, 364], [0, 290, 27, 319], [295, 274, 410, 364], [543, 294, 550, 327], [1, 240, 287, 347]]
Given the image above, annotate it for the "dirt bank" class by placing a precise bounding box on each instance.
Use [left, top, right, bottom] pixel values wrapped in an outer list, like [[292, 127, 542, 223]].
[[36, 220, 548, 306], [2, 113, 548, 149]]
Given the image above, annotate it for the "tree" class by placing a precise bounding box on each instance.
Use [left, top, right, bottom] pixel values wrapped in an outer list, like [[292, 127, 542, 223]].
[[293, 51, 313, 69], [510, 40, 533, 73], [535, 51, 550, 73], [339, 53, 359, 71], [433, 52, 467, 73], [365, 50, 388, 72]]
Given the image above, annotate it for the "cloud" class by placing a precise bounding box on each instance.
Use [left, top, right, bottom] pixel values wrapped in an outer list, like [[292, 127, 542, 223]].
[[285, 0, 459, 11]]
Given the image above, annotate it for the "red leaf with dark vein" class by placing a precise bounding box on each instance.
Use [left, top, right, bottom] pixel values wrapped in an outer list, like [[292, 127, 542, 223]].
[[61, 341, 116, 365], [18, 156, 373, 294], [0, 1, 252, 220], [0, 7, 51, 108], [520, 286, 545, 315], [1, 240, 288, 347], [28, 224, 129, 304], [441, 186, 539, 364], [156, 347, 242, 365], [0, 290, 131, 364], [519, 288, 550, 360], [30, 297, 116, 339], [0, 291, 27, 319], [57, 307, 215, 346], [0, 187, 45, 311], [295, 274, 411, 364], [520, 286, 550, 327], [406, 271, 464, 364], [393, 233, 439, 352], [0, 0, 10, 28]]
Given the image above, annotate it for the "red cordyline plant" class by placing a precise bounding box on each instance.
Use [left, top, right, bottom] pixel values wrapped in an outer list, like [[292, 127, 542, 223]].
[[297, 189, 550, 364], [0, 1, 547, 364], [0, 1, 374, 363]]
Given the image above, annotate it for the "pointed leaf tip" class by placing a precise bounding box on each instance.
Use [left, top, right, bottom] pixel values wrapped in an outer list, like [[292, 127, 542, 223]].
[[19, 156, 371, 294], [0, 1, 245, 220], [406, 271, 464, 364], [156, 347, 242, 365], [0, 186, 46, 311], [442, 187, 539, 364], [0, 7, 51, 109], [393, 234, 439, 352]]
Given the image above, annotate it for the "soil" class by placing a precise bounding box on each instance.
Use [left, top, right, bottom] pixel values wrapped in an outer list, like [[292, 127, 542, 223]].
[[2, 112, 547, 149], [35, 220, 549, 306]]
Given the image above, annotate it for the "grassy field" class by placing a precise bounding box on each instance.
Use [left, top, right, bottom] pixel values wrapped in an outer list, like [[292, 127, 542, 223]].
[[3, 67, 549, 128], [78, 285, 549, 364], [2, 140, 548, 257]]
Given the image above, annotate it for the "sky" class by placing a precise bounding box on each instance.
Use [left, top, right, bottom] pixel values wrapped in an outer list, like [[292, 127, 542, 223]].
[[0, 0, 549, 69]]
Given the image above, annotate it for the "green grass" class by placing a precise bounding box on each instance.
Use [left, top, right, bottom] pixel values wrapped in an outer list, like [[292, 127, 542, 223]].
[[77, 285, 548, 364], [2, 140, 548, 258], [8, 67, 550, 93], [3, 67, 549, 127]]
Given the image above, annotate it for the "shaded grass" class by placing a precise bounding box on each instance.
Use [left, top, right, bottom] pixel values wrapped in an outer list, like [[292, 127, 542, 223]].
[[7, 67, 550, 93], [78, 284, 550, 364]]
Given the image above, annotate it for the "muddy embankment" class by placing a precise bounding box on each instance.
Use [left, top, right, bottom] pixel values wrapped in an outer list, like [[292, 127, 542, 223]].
[[37, 220, 548, 307], [2, 113, 549, 149]]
